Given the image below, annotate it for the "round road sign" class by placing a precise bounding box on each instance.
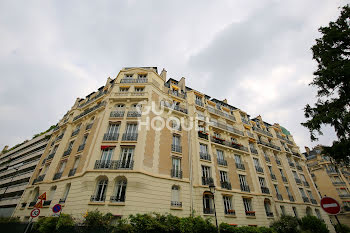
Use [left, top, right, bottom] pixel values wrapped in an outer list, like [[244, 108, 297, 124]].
[[30, 208, 40, 218], [321, 196, 341, 215], [52, 204, 62, 213]]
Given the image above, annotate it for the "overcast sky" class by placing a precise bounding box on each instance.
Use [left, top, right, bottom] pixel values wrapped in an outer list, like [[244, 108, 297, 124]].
[[0, 0, 346, 152]]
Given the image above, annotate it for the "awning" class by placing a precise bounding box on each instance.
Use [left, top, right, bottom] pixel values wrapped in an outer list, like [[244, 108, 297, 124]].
[[101, 145, 116, 150]]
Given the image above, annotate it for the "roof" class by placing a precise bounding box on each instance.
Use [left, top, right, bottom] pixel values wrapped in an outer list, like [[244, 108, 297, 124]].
[[281, 126, 291, 135]]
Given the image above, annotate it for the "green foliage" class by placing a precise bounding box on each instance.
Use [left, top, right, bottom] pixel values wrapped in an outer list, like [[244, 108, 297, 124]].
[[0, 216, 20, 223], [334, 224, 350, 233], [83, 210, 114, 232], [302, 4, 350, 164], [36, 217, 59, 233], [271, 215, 300, 233], [32, 125, 56, 139], [220, 223, 275, 233], [299, 215, 329, 233]]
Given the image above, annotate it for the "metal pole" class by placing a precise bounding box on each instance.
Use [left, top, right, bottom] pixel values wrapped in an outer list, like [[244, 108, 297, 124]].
[[334, 215, 343, 233], [212, 193, 219, 233], [23, 217, 32, 233]]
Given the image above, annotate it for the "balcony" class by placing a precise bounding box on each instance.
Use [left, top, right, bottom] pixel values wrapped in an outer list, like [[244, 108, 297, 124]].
[[288, 162, 295, 167], [225, 209, 236, 215], [240, 184, 250, 192], [43, 200, 52, 206], [339, 194, 350, 198], [63, 148, 72, 157], [225, 141, 249, 153], [171, 169, 183, 179], [302, 196, 310, 203], [53, 172, 62, 180], [171, 201, 182, 207], [171, 144, 182, 153], [241, 118, 251, 125], [110, 111, 125, 118], [257, 140, 281, 151], [79, 90, 107, 108], [73, 101, 106, 122], [255, 166, 264, 173], [127, 110, 142, 117], [56, 134, 64, 141], [199, 152, 211, 161], [103, 133, 119, 141], [288, 195, 295, 202], [90, 195, 105, 202], [266, 212, 274, 217], [198, 131, 209, 140], [110, 196, 125, 203], [86, 123, 93, 130], [122, 133, 138, 141], [236, 163, 245, 170], [282, 176, 288, 183], [221, 181, 232, 190], [77, 144, 85, 152], [120, 78, 147, 83], [311, 199, 317, 204], [333, 181, 346, 185], [250, 148, 258, 155], [252, 126, 273, 137], [94, 160, 134, 170], [204, 208, 214, 214], [261, 187, 270, 194], [211, 136, 225, 145], [270, 174, 277, 180], [160, 101, 188, 114], [246, 131, 255, 138], [29, 202, 36, 207], [264, 156, 271, 163], [303, 181, 310, 187], [295, 178, 301, 184], [36, 174, 45, 182], [68, 168, 76, 177], [168, 90, 186, 99], [276, 194, 283, 200], [245, 211, 255, 216], [47, 153, 55, 160], [327, 169, 338, 175], [202, 177, 213, 186], [217, 159, 228, 167], [207, 106, 236, 121], [195, 99, 204, 107], [296, 165, 303, 171], [71, 129, 80, 137], [210, 122, 244, 136]]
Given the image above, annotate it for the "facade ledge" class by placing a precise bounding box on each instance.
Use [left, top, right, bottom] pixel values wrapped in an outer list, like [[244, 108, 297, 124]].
[[203, 213, 215, 217], [108, 202, 126, 206], [171, 151, 182, 156], [88, 202, 106, 206], [224, 214, 236, 218], [199, 159, 211, 163], [170, 207, 183, 210], [246, 216, 256, 219]]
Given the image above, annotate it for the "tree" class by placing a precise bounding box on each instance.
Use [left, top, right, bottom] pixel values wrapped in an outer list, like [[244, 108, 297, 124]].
[[302, 4, 350, 164]]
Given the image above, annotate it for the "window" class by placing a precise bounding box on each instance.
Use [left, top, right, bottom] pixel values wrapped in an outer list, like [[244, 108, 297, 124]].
[[73, 157, 80, 169], [62, 184, 70, 202], [292, 171, 299, 179], [280, 205, 286, 215], [223, 196, 234, 214], [81, 134, 88, 145], [125, 123, 138, 134], [172, 119, 181, 131], [249, 143, 256, 151], [200, 144, 208, 154], [172, 157, 181, 178], [52, 145, 58, 154], [48, 186, 56, 201], [214, 132, 221, 138], [134, 87, 144, 92], [292, 207, 298, 217], [112, 177, 127, 202], [300, 174, 306, 182], [315, 209, 322, 219], [171, 185, 181, 206], [264, 199, 272, 216], [202, 166, 211, 185], [253, 158, 261, 167], [101, 148, 114, 161], [58, 161, 67, 173], [203, 193, 214, 214], [268, 166, 273, 174], [138, 74, 147, 79], [120, 87, 129, 92], [67, 140, 74, 150], [274, 184, 280, 194], [243, 198, 253, 212], [93, 179, 108, 202], [235, 154, 242, 164], [239, 175, 249, 192], [286, 186, 292, 196], [217, 149, 224, 161], [220, 171, 228, 182], [259, 177, 266, 187], [107, 124, 120, 136], [172, 135, 181, 152], [195, 95, 202, 102], [119, 147, 134, 168], [307, 190, 314, 200], [299, 188, 307, 197], [115, 104, 125, 110], [279, 169, 284, 176]]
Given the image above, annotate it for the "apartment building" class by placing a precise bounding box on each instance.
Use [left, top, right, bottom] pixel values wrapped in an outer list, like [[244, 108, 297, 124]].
[[305, 145, 350, 226], [0, 131, 52, 217], [12, 67, 332, 228]]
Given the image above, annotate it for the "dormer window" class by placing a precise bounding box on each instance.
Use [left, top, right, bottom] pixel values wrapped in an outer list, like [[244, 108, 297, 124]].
[[120, 87, 129, 92], [125, 74, 133, 78], [135, 87, 144, 92], [138, 74, 147, 79]]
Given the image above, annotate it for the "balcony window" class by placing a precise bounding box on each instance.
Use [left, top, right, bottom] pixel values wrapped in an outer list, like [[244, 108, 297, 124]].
[[171, 185, 182, 207], [123, 123, 138, 141], [119, 147, 134, 169], [293, 207, 299, 218], [199, 144, 210, 161], [274, 185, 283, 200], [315, 209, 322, 220], [259, 177, 269, 194], [91, 179, 108, 202], [223, 196, 234, 215], [172, 135, 182, 153], [104, 123, 120, 141], [216, 150, 227, 166], [253, 158, 263, 173], [138, 74, 147, 79], [101, 147, 114, 162], [235, 155, 245, 170], [134, 87, 144, 92], [111, 177, 127, 202], [171, 119, 181, 131], [243, 198, 254, 216], [203, 192, 214, 214], [239, 175, 250, 192], [171, 157, 182, 178], [202, 166, 212, 185], [280, 205, 286, 215], [264, 199, 273, 217]]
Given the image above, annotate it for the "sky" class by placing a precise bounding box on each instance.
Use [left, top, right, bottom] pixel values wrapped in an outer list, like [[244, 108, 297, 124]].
[[0, 0, 347, 152]]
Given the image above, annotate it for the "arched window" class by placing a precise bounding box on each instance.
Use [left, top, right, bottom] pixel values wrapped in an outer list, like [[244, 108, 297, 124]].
[[48, 186, 56, 201], [111, 177, 127, 202], [60, 183, 71, 203], [171, 185, 181, 207], [203, 192, 214, 214], [306, 206, 313, 216], [315, 209, 322, 220], [91, 178, 108, 202], [32, 188, 39, 202], [264, 199, 273, 217]]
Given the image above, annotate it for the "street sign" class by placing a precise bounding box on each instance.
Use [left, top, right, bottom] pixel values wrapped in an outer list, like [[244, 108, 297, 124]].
[[52, 204, 62, 213], [30, 208, 40, 218], [38, 192, 47, 200], [34, 200, 43, 208], [321, 196, 341, 215]]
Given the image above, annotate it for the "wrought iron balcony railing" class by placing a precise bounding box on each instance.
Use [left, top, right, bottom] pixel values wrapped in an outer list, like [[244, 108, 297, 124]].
[[68, 168, 76, 177], [86, 123, 93, 130], [103, 133, 119, 141], [127, 111, 142, 117], [171, 201, 182, 207], [110, 111, 125, 118], [217, 159, 228, 166], [110, 195, 125, 202], [270, 174, 277, 180], [302, 196, 310, 203], [53, 172, 62, 180], [90, 195, 106, 202], [198, 131, 209, 140], [276, 194, 283, 200], [261, 187, 270, 194], [171, 169, 183, 179], [199, 152, 211, 161], [288, 195, 295, 202], [171, 144, 182, 153], [71, 129, 80, 137], [120, 78, 148, 83], [221, 181, 232, 190], [122, 133, 138, 141], [202, 177, 213, 186], [240, 184, 250, 192], [236, 163, 245, 170], [94, 160, 134, 170]]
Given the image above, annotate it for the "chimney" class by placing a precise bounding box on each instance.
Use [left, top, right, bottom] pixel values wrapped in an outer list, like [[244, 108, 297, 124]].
[[304, 146, 310, 155], [223, 99, 228, 104], [178, 77, 186, 91], [160, 68, 167, 81], [2, 145, 8, 152]]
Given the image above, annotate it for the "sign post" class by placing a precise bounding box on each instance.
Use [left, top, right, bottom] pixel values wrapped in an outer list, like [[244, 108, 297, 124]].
[[320, 196, 342, 231], [24, 208, 40, 233]]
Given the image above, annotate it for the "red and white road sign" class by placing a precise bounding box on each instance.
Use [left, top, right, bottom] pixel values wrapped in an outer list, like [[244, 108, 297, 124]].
[[321, 196, 341, 215], [30, 208, 40, 218]]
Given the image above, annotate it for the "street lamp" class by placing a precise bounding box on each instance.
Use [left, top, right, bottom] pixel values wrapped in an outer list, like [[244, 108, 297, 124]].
[[208, 181, 219, 233]]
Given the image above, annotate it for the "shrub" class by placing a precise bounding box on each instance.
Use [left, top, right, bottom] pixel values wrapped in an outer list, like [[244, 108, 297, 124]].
[[271, 215, 300, 233], [36, 217, 59, 233], [334, 224, 350, 233], [83, 210, 114, 232], [0, 216, 20, 223], [220, 223, 275, 233], [299, 215, 329, 233]]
